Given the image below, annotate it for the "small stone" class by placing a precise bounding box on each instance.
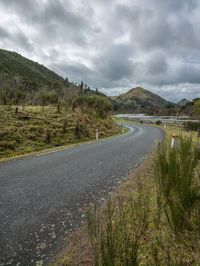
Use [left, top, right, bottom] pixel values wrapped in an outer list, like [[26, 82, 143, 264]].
[[36, 260, 43, 266], [39, 242, 47, 250]]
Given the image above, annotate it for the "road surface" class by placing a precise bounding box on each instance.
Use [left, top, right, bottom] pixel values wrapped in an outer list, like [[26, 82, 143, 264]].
[[0, 124, 164, 265]]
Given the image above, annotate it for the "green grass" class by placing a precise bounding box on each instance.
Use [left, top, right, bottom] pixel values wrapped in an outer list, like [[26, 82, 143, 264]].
[[0, 105, 121, 160]]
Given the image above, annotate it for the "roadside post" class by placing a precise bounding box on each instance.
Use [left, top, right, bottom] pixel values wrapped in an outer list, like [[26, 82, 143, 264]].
[[171, 133, 176, 148], [96, 129, 99, 141]]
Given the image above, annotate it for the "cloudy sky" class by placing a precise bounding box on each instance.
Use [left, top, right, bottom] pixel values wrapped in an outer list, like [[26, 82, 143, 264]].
[[0, 0, 200, 102]]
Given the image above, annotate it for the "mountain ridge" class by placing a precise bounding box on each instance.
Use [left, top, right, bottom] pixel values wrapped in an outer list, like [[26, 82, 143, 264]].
[[113, 87, 176, 113]]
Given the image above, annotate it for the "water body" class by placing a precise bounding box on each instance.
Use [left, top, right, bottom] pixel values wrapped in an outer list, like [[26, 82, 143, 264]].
[[115, 114, 198, 124]]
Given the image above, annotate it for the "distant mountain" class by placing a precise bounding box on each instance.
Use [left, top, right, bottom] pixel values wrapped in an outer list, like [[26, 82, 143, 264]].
[[113, 87, 176, 113], [177, 98, 191, 107]]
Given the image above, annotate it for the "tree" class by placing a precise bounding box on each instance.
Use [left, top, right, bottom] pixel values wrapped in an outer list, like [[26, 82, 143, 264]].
[[39, 89, 58, 106], [193, 99, 200, 137], [80, 81, 84, 93], [0, 87, 10, 105], [73, 95, 112, 118], [16, 88, 25, 105], [194, 99, 200, 121]]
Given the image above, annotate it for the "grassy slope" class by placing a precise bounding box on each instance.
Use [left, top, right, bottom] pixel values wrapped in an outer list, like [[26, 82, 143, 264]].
[[0, 106, 121, 160], [0, 48, 64, 86], [52, 123, 200, 266]]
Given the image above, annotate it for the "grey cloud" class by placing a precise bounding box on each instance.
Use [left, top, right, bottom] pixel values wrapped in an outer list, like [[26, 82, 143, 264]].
[[0, 25, 32, 52], [0, 0, 200, 101], [147, 55, 168, 75], [55, 61, 94, 82], [98, 44, 134, 81], [150, 0, 198, 13], [0, 26, 9, 38], [0, 0, 37, 18], [172, 63, 200, 84]]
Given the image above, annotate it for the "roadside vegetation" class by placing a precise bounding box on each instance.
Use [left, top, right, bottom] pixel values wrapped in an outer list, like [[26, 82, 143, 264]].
[[0, 50, 125, 160], [0, 100, 121, 160], [54, 124, 200, 265]]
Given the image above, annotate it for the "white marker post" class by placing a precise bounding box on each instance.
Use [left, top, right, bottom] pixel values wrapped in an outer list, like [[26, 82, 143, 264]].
[[96, 129, 99, 141], [171, 133, 176, 148]]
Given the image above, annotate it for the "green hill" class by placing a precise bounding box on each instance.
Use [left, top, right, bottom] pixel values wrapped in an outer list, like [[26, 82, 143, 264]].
[[0, 48, 65, 86], [0, 48, 108, 106], [113, 87, 176, 114], [0, 49, 120, 159]]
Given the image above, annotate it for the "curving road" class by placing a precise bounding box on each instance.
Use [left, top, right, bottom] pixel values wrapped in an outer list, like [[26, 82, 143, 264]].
[[0, 124, 164, 266]]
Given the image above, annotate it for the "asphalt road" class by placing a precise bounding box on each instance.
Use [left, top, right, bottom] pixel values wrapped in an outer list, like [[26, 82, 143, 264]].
[[0, 124, 164, 266]]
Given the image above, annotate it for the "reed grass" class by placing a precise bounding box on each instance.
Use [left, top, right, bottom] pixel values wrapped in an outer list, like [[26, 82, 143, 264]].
[[87, 186, 149, 266], [154, 136, 200, 234]]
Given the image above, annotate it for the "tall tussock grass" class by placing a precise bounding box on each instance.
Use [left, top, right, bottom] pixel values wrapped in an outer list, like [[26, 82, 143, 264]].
[[87, 186, 149, 266], [86, 136, 200, 265], [155, 136, 200, 234]]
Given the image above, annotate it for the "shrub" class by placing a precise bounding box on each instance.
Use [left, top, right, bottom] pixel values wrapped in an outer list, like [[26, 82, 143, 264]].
[[63, 119, 68, 133], [0, 140, 17, 150], [73, 95, 112, 118], [154, 137, 200, 234], [184, 121, 200, 131], [156, 120, 162, 125], [87, 191, 149, 265], [45, 128, 51, 144], [74, 121, 89, 139]]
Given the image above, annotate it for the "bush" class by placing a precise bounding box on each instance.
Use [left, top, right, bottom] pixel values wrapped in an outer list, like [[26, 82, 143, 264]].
[[87, 191, 149, 265], [154, 137, 200, 234], [156, 120, 162, 125], [39, 89, 58, 105], [73, 95, 112, 118], [184, 121, 200, 131], [74, 121, 89, 139], [45, 128, 51, 144], [63, 119, 68, 134], [0, 140, 17, 150]]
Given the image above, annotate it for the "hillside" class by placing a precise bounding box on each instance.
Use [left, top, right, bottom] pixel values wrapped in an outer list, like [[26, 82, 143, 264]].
[[0, 105, 121, 159], [113, 87, 176, 114], [0, 49, 122, 159], [0, 48, 107, 106], [0, 48, 66, 86]]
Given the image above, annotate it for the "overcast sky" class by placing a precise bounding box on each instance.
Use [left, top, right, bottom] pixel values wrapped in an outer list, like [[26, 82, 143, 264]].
[[0, 0, 200, 102]]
